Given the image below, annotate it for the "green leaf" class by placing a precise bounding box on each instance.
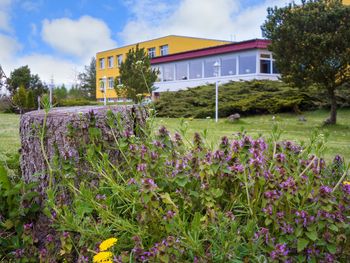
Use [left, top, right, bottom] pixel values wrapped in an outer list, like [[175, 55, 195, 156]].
[[328, 224, 338, 232], [297, 238, 309, 252], [0, 164, 10, 190], [327, 244, 336, 254], [305, 230, 318, 241], [211, 188, 223, 198], [175, 176, 188, 187]]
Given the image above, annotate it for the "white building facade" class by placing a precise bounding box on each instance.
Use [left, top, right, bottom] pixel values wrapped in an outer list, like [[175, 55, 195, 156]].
[[150, 39, 280, 93]]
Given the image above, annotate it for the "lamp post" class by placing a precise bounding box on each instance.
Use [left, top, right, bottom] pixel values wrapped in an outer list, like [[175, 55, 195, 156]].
[[213, 61, 220, 123]]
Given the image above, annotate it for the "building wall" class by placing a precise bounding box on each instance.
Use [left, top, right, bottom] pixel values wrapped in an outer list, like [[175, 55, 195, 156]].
[[96, 35, 231, 100], [152, 49, 280, 93]]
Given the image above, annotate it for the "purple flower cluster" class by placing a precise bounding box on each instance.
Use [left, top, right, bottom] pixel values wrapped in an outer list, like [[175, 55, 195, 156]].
[[295, 210, 315, 227], [279, 177, 297, 194], [141, 178, 158, 192], [270, 243, 289, 260]]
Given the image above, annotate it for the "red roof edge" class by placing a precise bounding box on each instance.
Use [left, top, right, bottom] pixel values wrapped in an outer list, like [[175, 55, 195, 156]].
[[151, 39, 271, 64]]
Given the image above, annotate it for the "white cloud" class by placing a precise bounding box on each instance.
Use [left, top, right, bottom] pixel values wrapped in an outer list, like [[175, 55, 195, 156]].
[[0, 34, 21, 63], [119, 0, 295, 44], [16, 54, 81, 86], [0, 34, 80, 87], [0, 0, 13, 32], [41, 16, 117, 59]]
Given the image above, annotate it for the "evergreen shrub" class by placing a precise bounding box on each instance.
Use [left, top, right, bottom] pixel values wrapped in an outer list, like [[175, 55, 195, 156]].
[[155, 80, 350, 118]]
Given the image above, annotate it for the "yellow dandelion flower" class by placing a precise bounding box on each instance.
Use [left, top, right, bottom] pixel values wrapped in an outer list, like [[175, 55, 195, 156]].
[[343, 181, 350, 186], [93, 251, 113, 263], [99, 238, 118, 251]]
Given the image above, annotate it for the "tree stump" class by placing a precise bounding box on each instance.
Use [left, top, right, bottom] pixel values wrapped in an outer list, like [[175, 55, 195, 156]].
[[20, 105, 148, 193]]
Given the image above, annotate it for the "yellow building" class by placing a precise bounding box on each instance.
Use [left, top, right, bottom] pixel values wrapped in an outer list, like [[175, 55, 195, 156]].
[[95, 35, 231, 101]]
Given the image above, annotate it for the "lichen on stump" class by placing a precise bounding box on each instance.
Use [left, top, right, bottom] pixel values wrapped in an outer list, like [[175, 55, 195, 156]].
[[20, 105, 148, 193]]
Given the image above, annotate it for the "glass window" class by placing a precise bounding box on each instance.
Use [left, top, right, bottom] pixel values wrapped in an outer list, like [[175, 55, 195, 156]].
[[108, 56, 113, 68], [221, 57, 236, 76], [163, 64, 174, 81], [99, 78, 105, 91], [160, 45, 169, 56], [108, 77, 114, 89], [204, 59, 217, 78], [239, 55, 256, 74], [117, 55, 123, 66], [260, 53, 271, 59], [189, 60, 202, 79], [260, 59, 271, 73], [148, 47, 156, 58], [99, 58, 105, 69], [175, 62, 188, 80]]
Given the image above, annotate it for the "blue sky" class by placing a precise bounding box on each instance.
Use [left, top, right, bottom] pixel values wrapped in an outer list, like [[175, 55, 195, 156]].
[[0, 0, 294, 86]]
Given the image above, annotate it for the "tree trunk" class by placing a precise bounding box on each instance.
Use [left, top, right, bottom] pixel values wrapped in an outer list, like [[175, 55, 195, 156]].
[[20, 105, 148, 192], [325, 88, 337, 125]]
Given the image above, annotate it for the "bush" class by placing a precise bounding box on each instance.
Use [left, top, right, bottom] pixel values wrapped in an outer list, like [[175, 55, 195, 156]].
[[155, 80, 350, 118], [57, 98, 98, 107], [0, 96, 12, 112]]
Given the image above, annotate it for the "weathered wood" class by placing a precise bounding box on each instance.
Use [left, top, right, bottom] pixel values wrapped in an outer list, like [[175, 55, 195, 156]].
[[20, 105, 148, 192]]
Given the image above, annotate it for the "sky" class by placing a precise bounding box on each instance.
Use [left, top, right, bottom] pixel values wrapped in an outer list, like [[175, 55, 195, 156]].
[[0, 0, 296, 87]]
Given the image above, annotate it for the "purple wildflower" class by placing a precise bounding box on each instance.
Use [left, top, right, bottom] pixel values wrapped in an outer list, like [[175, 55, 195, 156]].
[[275, 153, 286, 163], [141, 178, 158, 191], [137, 163, 147, 172], [128, 178, 137, 185], [319, 185, 333, 196], [270, 243, 289, 259]]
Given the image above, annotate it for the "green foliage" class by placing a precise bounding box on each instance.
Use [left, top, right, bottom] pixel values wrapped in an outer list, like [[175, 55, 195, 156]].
[[26, 90, 35, 109], [7, 65, 47, 109], [78, 57, 96, 99], [57, 98, 98, 107], [0, 153, 39, 261], [118, 44, 158, 102], [53, 84, 68, 103], [35, 112, 349, 262], [12, 85, 27, 111], [155, 80, 350, 118], [261, 0, 350, 124]]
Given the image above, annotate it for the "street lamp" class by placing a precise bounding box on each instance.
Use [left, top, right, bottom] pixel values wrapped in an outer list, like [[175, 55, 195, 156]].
[[100, 76, 107, 106], [213, 61, 220, 123]]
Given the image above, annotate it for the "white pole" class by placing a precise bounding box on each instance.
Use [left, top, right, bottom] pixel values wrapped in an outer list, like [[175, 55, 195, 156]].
[[215, 80, 218, 123]]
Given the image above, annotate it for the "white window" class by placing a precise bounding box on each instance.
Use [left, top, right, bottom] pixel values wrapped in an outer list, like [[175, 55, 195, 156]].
[[204, 59, 218, 78], [148, 47, 156, 58], [175, 62, 188, 80], [117, 55, 123, 67], [108, 77, 114, 89], [160, 45, 169, 56], [99, 58, 105, 69], [221, 57, 237, 76], [239, 55, 256, 74], [189, 60, 203, 79], [163, 64, 174, 81], [259, 53, 278, 74], [108, 56, 113, 68], [99, 78, 106, 91]]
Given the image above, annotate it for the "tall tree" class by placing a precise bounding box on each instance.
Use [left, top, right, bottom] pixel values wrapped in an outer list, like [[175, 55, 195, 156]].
[[78, 57, 96, 99], [261, 0, 350, 124], [118, 45, 158, 102], [7, 65, 48, 107]]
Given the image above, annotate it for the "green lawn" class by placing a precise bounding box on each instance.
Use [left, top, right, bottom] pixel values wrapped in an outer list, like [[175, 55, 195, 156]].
[[0, 113, 20, 157], [155, 109, 350, 162], [1, 109, 349, 162]]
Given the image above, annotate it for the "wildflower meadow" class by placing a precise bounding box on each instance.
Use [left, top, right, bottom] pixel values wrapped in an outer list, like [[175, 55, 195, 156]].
[[1, 106, 349, 262]]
